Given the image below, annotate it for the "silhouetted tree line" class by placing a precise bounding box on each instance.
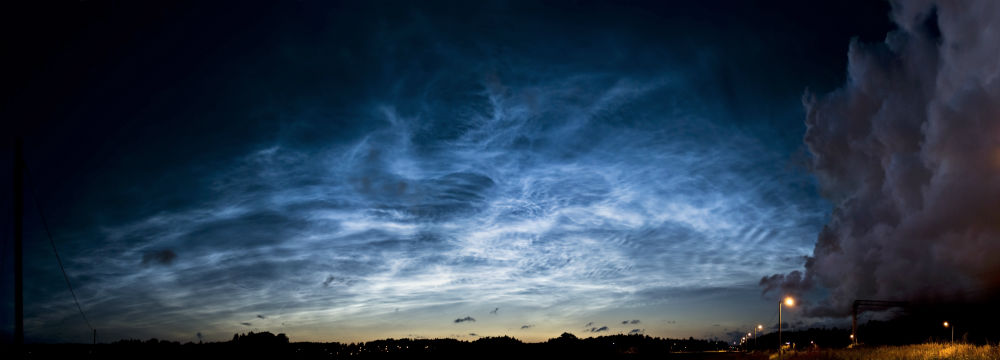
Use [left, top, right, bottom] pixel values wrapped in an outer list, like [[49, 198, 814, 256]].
[[10, 332, 733, 360], [230, 330, 290, 345]]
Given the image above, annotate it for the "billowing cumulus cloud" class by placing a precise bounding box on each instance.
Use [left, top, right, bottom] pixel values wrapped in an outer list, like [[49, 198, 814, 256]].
[[764, 0, 1000, 316], [758, 270, 810, 297]]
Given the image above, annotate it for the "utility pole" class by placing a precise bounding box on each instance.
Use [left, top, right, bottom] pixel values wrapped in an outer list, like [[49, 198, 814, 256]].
[[755, 325, 760, 349], [778, 301, 782, 360], [14, 137, 25, 350]]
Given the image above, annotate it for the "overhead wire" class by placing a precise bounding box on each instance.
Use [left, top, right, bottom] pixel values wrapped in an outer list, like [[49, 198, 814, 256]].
[[22, 159, 94, 332], [0, 206, 8, 284], [1, 187, 9, 276]]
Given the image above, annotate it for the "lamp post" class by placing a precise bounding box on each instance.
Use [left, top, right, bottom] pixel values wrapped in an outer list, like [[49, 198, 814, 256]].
[[944, 321, 953, 343], [779, 297, 794, 360], [755, 325, 762, 349]]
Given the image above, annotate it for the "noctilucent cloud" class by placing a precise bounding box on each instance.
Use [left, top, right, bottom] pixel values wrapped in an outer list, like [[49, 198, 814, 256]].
[[2, 0, 918, 344]]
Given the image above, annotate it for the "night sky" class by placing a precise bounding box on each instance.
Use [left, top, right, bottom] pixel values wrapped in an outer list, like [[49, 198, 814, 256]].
[[3, 0, 998, 345]]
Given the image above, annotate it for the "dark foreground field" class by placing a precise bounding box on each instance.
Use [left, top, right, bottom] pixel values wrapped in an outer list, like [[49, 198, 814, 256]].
[[3, 333, 743, 360], [5, 346, 763, 360], [780, 344, 1000, 360], [5, 347, 764, 360], [9, 344, 1000, 360]]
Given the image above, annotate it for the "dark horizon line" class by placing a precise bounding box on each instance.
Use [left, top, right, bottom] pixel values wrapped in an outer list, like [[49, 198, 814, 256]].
[[7, 330, 763, 346]]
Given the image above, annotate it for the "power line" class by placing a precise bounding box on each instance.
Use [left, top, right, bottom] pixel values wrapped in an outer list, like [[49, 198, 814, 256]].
[[0, 199, 9, 281], [23, 161, 94, 332]]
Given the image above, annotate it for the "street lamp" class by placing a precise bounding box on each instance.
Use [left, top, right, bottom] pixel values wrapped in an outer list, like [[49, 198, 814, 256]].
[[755, 325, 762, 349], [779, 296, 794, 360], [944, 321, 953, 343]]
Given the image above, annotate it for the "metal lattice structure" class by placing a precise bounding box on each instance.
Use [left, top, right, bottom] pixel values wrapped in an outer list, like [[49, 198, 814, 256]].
[[852, 300, 910, 344]]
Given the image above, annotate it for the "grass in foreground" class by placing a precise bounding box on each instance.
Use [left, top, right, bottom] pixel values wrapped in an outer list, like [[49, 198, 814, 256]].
[[777, 343, 1000, 360]]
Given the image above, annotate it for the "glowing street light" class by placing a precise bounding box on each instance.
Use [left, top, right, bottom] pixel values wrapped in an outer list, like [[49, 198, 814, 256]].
[[779, 296, 794, 360], [755, 325, 763, 348], [944, 321, 953, 343]]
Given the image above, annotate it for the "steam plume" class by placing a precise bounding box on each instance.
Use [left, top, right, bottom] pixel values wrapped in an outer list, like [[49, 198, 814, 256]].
[[763, 0, 1000, 316]]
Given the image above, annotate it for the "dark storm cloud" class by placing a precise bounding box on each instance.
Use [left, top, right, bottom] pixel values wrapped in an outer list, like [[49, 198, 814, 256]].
[[763, 0, 1000, 316], [141, 249, 177, 266], [758, 271, 810, 296], [454, 317, 476, 323]]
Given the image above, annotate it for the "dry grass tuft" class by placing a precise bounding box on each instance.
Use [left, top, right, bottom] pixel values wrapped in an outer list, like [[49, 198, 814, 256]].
[[776, 343, 1000, 360]]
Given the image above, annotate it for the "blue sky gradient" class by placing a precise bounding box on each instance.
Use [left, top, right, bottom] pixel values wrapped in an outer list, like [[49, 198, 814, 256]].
[[2, 0, 900, 344]]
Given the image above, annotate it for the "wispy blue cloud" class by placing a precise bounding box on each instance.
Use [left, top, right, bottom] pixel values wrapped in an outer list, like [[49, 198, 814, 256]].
[[12, 1, 841, 343], [24, 69, 825, 341]]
